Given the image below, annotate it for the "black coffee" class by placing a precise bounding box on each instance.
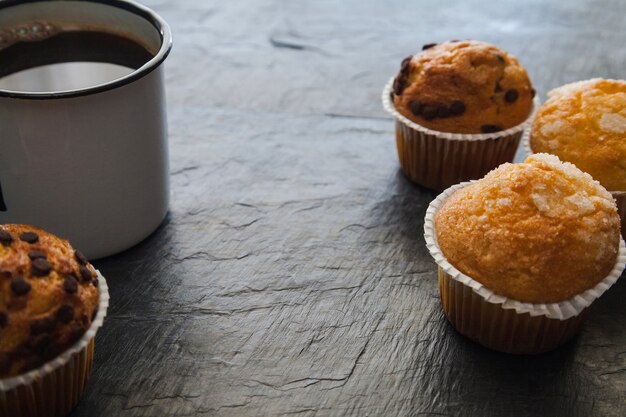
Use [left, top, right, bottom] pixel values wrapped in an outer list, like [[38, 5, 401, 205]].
[[0, 31, 154, 92]]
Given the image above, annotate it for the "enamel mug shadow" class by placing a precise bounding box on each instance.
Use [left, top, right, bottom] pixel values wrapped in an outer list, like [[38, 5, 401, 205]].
[[0, 0, 172, 259]]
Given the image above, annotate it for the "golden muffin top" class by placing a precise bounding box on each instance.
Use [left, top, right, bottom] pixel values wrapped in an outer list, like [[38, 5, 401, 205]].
[[530, 78, 626, 191], [391, 40, 534, 134], [435, 154, 620, 303], [0, 224, 99, 378]]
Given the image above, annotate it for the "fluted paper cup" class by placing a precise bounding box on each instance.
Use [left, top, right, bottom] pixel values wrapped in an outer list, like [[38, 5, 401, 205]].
[[424, 182, 626, 354], [524, 131, 626, 239], [382, 78, 539, 191], [0, 271, 109, 417]]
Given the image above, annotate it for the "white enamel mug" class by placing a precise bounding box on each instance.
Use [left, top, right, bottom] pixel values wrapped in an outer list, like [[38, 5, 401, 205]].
[[0, 0, 172, 259]]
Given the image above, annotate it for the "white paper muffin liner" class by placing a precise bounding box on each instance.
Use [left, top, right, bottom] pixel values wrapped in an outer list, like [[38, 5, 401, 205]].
[[0, 271, 109, 417], [521, 128, 534, 157], [524, 131, 626, 238], [382, 78, 540, 191], [424, 182, 626, 321]]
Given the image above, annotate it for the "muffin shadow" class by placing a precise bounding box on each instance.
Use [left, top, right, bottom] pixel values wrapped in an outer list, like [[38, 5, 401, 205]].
[[447, 328, 592, 416]]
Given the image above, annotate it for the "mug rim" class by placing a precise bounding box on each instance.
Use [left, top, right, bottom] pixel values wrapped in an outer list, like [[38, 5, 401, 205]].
[[0, 0, 172, 100]]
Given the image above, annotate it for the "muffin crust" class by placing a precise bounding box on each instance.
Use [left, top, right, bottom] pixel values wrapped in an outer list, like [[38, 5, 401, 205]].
[[392, 40, 534, 134], [435, 154, 620, 303], [0, 224, 99, 377], [530, 78, 626, 191]]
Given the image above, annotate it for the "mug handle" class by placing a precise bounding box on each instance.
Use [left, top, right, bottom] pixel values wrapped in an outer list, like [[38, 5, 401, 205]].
[[0, 179, 6, 211]]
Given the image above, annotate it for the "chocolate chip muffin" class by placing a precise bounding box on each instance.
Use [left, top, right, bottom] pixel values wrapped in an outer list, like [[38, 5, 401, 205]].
[[0, 224, 99, 377], [529, 79, 626, 192], [392, 40, 535, 134]]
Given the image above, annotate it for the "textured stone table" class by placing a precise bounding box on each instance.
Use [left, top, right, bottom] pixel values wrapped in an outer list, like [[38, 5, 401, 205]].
[[72, 0, 626, 416]]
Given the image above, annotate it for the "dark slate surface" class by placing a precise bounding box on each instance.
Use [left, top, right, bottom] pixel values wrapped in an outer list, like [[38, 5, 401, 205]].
[[72, 0, 626, 416]]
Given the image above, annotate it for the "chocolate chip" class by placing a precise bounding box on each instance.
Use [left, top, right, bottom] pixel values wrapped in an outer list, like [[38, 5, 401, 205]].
[[93, 278, 99, 288], [31, 316, 56, 335], [75, 250, 88, 265], [31, 258, 52, 276], [422, 43, 437, 50], [33, 334, 55, 358], [450, 100, 466, 115], [68, 328, 85, 343], [409, 101, 423, 116], [481, 124, 503, 133], [0, 229, 12, 245], [505, 89, 519, 103], [56, 304, 74, 324], [64, 275, 78, 294], [495, 82, 503, 93], [28, 250, 46, 260], [0, 313, 6, 328], [450, 39, 461, 43], [80, 313, 89, 327], [496, 54, 505, 63], [79, 265, 93, 283], [393, 76, 405, 95], [19, 232, 39, 244], [0, 353, 8, 373], [437, 105, 450, 118], [421, 106, 438, 120], [531, 88, 536, 98], [400, 56, 412, 74], [29, 332, 59, 360], [11, 276, 31, 295]]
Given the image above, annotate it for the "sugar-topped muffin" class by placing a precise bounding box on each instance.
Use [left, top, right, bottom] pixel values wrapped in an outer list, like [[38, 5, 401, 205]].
[[0, 224, 99, 377], [435, 153, 620, 303], [392, 40, 535, 134], [530, 78, 626, 192]]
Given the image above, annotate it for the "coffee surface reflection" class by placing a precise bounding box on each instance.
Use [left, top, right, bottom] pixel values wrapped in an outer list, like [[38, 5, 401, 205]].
[[0, 29, 153, 93]]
